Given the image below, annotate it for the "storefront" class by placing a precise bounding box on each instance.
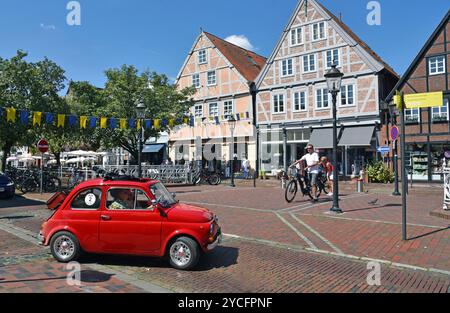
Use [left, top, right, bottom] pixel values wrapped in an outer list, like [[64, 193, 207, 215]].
[[406, 141, 450, 182]]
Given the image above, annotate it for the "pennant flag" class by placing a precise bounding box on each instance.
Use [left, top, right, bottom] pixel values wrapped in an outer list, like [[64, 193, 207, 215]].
[[137, 119, 141, 130], [19, 111, 29, 125], [45, 113, 54, 124], [196, 118, 202, 125], [57, 114, 65, 128], [6, 108, 16, 123], [161, 119, 168, 127], [183, 117, 189, 125], [235, 113, 241, 121], [169, 119, 175, 128], [176, 118, 182, 125], [246, 112, 250, 119], [100, 117, 107, 129], [128, 118, 136, 129], [120, 118, 127, 130], [154, 119, 161, 130], [189, 116, 195, 127], [33, 112, 42, 126], [145, 119, 152, 130], [68, 115, 77, 127], [240, 112, 245, 119], [214, 116, 220, 125], [89, 117, 98, 129], [109, 118, 117, 129], [0, 107, 4, 118], [80, 116, 87, 129]]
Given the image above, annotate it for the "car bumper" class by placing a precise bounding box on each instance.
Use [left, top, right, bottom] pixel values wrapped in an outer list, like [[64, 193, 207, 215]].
[[0, 185, 15, 198], [38, 232, 45, 246], [206, 229, 222, 251]]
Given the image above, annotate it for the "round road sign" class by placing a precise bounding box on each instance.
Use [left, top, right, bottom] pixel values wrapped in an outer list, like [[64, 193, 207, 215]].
[[390, 126, 399, 142], [37, 139, 49, 153]]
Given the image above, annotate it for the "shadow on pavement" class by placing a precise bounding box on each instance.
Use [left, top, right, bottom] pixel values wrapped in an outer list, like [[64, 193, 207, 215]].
[[0, 215, 34, 220], [79, 246, 239, 272], [80, 270, 114, 283], [343, 204, 402, 213], [408, 227, 450, 241], [0, 195, 45, 209]]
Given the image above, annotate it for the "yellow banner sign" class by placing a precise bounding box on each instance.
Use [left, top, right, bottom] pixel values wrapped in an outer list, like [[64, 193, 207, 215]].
[[404, 92, 443, 109]]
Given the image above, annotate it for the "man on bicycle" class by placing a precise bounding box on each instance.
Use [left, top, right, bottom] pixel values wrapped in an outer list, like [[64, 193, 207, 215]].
[[290, 144, 320, 201]]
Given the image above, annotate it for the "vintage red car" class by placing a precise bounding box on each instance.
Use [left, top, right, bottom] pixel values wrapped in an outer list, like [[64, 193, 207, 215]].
[[39, 176, 222, 270]]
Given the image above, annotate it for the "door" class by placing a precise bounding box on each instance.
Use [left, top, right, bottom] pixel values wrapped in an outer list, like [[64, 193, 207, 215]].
[[99, 187, 162, 254]]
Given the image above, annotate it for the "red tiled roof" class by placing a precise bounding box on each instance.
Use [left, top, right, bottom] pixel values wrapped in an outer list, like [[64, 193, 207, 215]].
[[203, 32, 267, 82], [316, 2, 398, 78]]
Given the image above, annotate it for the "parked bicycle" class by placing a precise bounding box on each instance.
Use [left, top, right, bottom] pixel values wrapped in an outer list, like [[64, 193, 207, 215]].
[[192, 169, 221, 186]]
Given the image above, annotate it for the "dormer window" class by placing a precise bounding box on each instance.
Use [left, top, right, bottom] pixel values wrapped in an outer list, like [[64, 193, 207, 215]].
[[198, 49, 207, 64]]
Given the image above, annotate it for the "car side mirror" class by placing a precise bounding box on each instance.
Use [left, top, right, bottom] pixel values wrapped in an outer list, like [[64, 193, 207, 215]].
[[151, 199, 158, 206]]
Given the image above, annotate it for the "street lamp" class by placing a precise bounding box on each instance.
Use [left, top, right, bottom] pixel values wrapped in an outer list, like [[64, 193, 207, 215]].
[[227, 114, 237, 187], [325, 63, 344, 214], [136, 101, 146, 178]]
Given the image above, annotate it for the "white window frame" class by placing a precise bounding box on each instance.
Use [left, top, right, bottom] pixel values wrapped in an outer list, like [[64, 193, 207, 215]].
[[428, 56, 446, 75], [192, 74, 200, 89], [303, 54, 317, 73], [272, 93, 285, 114], [432, 98, 449, 122], [405, 108, 420, 123], [194, 104, 203, 118], [207, 71, 217, 86], [198, 49, 207, 65], [340, 84, 356, 107], [311, 21, 327, 41], [280, 58, 295, 77], [223, 100, 234, 116], [315, 88, 330, 110], [292, 90, 308, 112], [290, 27, 303, 46], [325, 49, 340, 69], [208, 102, 219, 117]]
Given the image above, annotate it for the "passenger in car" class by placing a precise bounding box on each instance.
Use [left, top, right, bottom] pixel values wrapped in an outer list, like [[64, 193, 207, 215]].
[[109, 189, 134, 210]]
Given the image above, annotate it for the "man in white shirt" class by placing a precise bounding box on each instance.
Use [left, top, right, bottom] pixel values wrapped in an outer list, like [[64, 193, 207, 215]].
[[291, 144, 320, 201]]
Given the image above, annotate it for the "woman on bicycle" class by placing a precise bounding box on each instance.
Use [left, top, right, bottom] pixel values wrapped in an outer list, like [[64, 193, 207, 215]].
[[319, 157, 334, 197]]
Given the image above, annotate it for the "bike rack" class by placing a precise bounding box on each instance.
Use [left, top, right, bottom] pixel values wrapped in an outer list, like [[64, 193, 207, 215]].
[[444, 168, 450, 211]]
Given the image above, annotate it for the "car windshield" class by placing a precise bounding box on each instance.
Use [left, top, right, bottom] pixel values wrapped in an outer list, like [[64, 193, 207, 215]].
[[150, 182, 177, 206]]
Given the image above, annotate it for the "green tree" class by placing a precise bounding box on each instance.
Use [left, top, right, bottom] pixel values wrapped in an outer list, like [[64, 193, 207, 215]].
[[0, 51, 66, 171]]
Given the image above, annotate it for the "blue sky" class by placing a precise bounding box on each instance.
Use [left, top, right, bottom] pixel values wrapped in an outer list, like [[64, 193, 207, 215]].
[[0, 0, 448, 91]]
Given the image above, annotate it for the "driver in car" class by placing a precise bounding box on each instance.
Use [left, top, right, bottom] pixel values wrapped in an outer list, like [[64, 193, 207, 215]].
[[109, 189, 135, 210]]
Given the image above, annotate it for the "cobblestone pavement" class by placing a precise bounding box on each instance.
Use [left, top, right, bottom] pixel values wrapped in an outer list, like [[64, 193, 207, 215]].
[[0, 183, 449, 293]]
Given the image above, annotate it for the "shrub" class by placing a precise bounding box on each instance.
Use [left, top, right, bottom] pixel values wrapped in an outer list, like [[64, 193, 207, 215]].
[[365, 161, 394, 184]]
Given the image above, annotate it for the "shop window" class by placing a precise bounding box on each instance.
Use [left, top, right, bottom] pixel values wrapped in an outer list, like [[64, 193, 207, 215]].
[[432, 98, 449, 122]]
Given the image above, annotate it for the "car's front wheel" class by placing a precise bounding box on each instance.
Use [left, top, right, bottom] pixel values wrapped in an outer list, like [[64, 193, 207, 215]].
[[168, 237, 200, 270], [50, 231, 81, 263]]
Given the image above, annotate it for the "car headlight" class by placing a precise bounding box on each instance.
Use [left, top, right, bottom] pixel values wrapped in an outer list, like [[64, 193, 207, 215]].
[[209, 223, 215, 235], [7, 181, 14, 187]]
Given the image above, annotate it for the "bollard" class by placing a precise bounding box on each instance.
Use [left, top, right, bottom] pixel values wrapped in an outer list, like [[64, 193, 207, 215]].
[[357, 170, 365, 193]]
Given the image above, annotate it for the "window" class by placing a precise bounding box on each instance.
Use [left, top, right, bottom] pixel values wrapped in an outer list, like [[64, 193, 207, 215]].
[[150, 182, 177, 206], [326, 49, 340, 68], [272, 94, 285, 114], [281, 59, 294, 77], [207, 71, 216, 86], [429, 56, 446, 75], [194, 104, 203, 118], [209, 103, 219, 117], [303, 54, 316, 73], [432, 98, 449, 122], [107, 188, 153, 211], [192, 74, 200, 88], [290, 27, 303, 46], [405, 108, 420, 123], [312, 22, 326, 41], [71, 188, 102, 210], [293, 91, 307, 112], [340, 85, 355, 106], [198, 49, 207, 64], [316, 88, 329, 109], [223, 100, 234, 116]]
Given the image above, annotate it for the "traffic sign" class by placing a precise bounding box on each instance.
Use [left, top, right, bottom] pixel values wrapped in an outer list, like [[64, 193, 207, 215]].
[[377, 146, 390, 154], [390, 126, 399, 141], [37, 139, 49, 153]]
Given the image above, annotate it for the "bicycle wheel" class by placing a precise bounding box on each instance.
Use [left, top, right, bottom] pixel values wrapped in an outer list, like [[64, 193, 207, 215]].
[[22, 179, 38, 194], [285, 180, 298, 203], [208, 174, 220, 186]]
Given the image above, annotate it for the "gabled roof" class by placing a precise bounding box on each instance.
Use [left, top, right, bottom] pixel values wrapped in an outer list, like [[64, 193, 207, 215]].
[[386, 9, 450, 102], [203, 32, 267, 82], [255, 0, 398, 88]]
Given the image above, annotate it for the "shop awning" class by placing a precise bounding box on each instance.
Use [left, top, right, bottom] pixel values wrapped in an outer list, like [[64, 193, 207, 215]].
[[338, 126, 375, 147], [309, 128, 334, 149], [142, 144, 165, 154]]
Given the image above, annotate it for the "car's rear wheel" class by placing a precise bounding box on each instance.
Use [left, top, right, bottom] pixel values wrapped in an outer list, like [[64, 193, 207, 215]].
[[50, 231, 81, 263], [168, 237, 200, 270]]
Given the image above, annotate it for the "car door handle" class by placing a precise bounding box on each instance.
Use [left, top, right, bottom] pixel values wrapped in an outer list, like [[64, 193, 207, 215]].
[[101, 215, 111, 221]]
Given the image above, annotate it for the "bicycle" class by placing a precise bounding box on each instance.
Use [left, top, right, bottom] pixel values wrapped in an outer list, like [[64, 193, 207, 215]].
[[284, 166, 330, 203], [192, 169, 221, 186]]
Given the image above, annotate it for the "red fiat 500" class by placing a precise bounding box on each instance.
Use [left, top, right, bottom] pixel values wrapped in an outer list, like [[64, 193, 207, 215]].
[[39, 176, 222, 270]]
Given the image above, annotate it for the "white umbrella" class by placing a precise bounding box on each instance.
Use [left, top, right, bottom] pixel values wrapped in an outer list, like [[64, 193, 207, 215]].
[[6, 157, 18, 162]]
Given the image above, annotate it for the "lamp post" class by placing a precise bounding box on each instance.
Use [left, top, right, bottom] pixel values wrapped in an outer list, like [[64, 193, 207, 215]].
[[389, 104, 401, 196], [228, 115, 237, 188], [325, 63, 344, 214], [136, 101, 146, 178]]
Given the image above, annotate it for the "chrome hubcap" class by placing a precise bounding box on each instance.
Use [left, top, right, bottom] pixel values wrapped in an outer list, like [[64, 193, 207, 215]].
[[54, 236, 75, 260], [170, 242, 191, 267]]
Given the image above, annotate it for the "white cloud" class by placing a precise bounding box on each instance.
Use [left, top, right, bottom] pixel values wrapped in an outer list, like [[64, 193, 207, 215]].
[[40, 23, 56, 31], [224, 35, 255, 51]]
